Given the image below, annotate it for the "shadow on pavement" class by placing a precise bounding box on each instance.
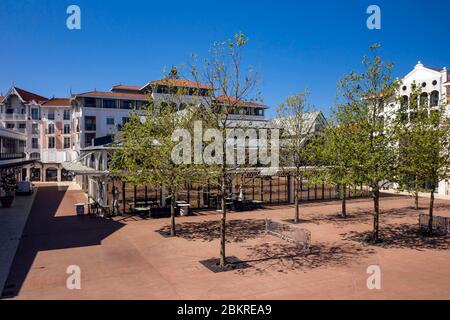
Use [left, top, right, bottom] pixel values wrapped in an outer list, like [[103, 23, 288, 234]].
[[342, 224, 450, 250], [1, 185, 125, 298], [156, 219, 266, 243]]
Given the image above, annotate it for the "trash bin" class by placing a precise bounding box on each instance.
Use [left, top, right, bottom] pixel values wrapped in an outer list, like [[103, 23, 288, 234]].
[[178, 204, 190, 216], [75, 203, 85, 216]]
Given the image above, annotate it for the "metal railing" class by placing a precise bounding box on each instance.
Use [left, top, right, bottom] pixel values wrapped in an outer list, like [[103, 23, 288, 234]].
[[1, 113, 27, 120], [0, 152, 26, 160], [266, 218, 311, 247], [419, 214, 450, 235]]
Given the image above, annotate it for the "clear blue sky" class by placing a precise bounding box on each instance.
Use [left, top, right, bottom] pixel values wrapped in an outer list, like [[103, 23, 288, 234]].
[[1, 0, 449, 118]]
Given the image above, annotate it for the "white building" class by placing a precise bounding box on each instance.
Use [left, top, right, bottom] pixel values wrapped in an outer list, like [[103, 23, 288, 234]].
[[394, 62, 450, 196]]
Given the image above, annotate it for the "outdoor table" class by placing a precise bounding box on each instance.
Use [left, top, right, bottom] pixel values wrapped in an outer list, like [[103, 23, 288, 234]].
[[134, 206, 151, 218], [251, 200, 264, 209], [235, 200, 256, 211]]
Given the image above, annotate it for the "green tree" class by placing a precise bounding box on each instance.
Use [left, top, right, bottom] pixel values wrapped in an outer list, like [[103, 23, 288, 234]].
[[110, 82, 205, 237], [336, 44, 400, 241], [190, 33, 260, 266], [309, 120, 361, 218], [276, 91, 317, 223]]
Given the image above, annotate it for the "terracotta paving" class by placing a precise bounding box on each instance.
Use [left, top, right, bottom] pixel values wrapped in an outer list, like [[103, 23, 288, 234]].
[[3, 185, 450, 300]]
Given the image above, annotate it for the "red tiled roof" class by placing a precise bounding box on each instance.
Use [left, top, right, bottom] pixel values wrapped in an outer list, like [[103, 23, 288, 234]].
[[149, 78, 213, 90], [14, 87, 48, 102], [42, 98, 71, 106], [111, 84, 142, 91], [426, 66, 443, 72], [75, 91, 149, 100], [215, 95, 269, 109]]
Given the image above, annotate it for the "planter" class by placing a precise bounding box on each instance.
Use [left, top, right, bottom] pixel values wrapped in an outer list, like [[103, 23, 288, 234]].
[[0, 196, 15, 208]]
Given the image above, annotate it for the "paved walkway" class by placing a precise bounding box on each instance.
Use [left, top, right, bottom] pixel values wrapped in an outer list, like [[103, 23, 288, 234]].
[[3, 187, 450, 299], [0, 191, 36, 295]]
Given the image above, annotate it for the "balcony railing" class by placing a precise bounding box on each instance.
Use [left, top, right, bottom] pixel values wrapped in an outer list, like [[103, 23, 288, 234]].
[[227, 114, 266, 121], [0, 152, 26, 160], [1, 113, 27, 120]]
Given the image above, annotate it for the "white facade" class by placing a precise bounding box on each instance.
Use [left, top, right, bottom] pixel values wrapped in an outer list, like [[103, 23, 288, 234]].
[[391, 62, 450, 196]]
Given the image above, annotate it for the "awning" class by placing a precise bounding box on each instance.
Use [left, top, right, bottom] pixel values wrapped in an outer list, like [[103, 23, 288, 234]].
[[61, 161, 107, 176]]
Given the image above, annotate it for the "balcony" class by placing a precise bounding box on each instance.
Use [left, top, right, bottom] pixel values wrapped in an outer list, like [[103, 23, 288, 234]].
[[1, 113, 27, 121], [41, 149, 78, 164], [227, 114, 266, 121], [0, 152, 26, 160]]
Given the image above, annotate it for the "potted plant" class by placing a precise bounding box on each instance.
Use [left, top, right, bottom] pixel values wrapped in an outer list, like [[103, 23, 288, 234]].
[[0, 171, 17, 208]]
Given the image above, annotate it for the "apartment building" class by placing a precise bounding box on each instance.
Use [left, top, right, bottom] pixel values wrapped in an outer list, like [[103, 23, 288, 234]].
[[0, 87, 76, 182]]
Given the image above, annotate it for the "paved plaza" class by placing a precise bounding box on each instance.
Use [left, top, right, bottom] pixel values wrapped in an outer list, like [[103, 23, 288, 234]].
[[1, 184, 450, 299]]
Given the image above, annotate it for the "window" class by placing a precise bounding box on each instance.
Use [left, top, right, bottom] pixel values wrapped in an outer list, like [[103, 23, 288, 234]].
[[85, 98, 97, 108], [48, 110, 55, 120], [106, 117, 115, 125], [32, 123, 39, 134], [48, 137, 55, 149], [103, 99, 116, 108], [64, 137, 71, 149], [136, 101, 146, 109], [18, 123, 26, 129], [420, 92, 428, 107], [32, 138, 39, 149], [85, 133, 96, 147], [30, 153, 40, 160], [31, 108, 39, 120], [6, 123, 14, 129], [63, 124, 71, 134], [122, 117, 130, 124], [120, 100, 133, 109], [63, 109, 70, 120], [430, 91, 439, 106], [48, 123, 55, 134], [85, 116, 96, 131]]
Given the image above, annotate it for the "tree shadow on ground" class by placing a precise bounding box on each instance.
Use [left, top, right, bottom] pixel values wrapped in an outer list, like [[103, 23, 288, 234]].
[[342, 224, 450, 250], [238, 241, 375, 274], [156, 219, 266, 243], [304, 206, 426, 227]]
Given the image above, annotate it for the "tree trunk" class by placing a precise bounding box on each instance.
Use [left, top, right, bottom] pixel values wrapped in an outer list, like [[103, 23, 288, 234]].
[[372, 188, 380, 242], [170, 189, 176, 237], [414, 191, 419, 210], [294, 175, 300, 224], [428, 190, 434, 234], [341, 183, 347, 218], [219, 174, 227, 267]]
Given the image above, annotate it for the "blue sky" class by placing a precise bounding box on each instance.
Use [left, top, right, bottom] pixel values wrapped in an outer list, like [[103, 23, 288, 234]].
[[1, 0, 449, 118]]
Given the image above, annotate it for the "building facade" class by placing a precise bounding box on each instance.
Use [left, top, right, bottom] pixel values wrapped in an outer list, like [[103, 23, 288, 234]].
[[392, 62, 450, 196], [0, 87, 77, 182]]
